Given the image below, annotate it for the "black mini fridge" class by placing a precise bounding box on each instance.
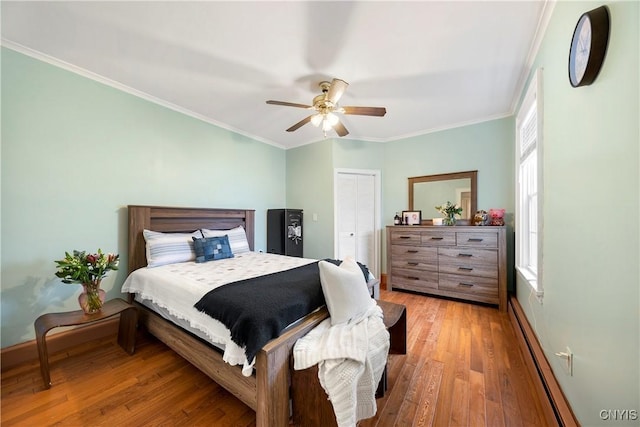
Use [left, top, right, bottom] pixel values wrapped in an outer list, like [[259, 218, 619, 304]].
[[267, 209, 303, 257]]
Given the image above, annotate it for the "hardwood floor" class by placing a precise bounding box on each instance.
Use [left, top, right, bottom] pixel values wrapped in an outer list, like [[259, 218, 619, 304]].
[[1, 290, 549, 426]]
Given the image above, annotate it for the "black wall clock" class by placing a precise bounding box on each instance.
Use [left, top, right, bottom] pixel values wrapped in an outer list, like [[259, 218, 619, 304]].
[[568, 5, 610, 87]]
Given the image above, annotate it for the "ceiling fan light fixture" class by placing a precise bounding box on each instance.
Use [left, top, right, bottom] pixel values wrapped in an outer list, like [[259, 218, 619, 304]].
[[322, 119, 333, 132], [310, 113, 323, 127], [325, 112, 339, 126]]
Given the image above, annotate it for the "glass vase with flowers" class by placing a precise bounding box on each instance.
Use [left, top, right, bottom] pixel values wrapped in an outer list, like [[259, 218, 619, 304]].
[[55, 249, 119, 314], [435, 201, 463, 226]]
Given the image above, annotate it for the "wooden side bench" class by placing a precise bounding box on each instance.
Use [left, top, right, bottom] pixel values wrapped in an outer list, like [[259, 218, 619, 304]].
[[376, 300, 407, 397], [34, 298, 137, 389], [291, 300, 407, 426]]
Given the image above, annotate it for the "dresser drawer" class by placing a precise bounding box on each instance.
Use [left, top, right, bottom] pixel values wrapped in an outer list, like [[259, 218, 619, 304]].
[[390, 230, 422, 245], [391, 259, 437, 272], [456, 231, 498, 248], [391, 268, 438, 291], [438, 262, 498, 279], [439, 273, 499, 300], [421, 230, 455, 246], [391, 245, 437, 270], [438, 248, 497, 267], [438, 247, 498, 278]]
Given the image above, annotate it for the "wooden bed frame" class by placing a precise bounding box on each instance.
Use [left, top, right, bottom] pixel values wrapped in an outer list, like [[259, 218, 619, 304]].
[[126, 205, 330, 426]]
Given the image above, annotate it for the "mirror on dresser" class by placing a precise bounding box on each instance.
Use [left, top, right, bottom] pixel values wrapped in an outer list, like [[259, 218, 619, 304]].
[[408, 170, 477, 224]]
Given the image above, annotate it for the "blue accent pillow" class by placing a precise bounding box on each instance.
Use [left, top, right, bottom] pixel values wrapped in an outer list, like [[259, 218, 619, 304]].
[[192, 235, 234, 263]]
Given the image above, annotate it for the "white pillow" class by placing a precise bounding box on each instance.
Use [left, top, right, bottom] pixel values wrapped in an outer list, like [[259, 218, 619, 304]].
[[318, 257, 376, 325], [143, 229, 201, 267], [201, 226, 251, 254]]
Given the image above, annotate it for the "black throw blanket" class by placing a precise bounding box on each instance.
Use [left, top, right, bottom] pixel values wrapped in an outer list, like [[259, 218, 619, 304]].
[[194, 262, 326, 363]]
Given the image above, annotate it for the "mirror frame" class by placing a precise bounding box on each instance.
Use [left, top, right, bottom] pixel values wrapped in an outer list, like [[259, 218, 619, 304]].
[[408, 170, 477, 225]]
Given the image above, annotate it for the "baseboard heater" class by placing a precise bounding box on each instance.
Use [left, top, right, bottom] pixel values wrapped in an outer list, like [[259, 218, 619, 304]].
[[508, 296, 580, 427]]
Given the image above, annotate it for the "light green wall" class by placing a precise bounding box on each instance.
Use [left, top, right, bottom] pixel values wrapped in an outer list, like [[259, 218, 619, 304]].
[[333, 139, 385, 171], [285, 138, 386, 260], [285, 118, 514, 274], [285, 140, 335, 259], [382, 118, 515, 225], [515, 1, 639, 425], [381, 118, 515, 281], [1, 47, 286, 347]]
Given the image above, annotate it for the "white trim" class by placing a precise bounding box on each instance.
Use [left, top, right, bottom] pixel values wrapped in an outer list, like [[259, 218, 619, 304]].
[[516, 267, 544, 303], [333, 168, 381, 278], [535, 69, 545, 300], [509, 0, 556, 114], [515, 68, 544, 299], [378, 112, 513, 143]]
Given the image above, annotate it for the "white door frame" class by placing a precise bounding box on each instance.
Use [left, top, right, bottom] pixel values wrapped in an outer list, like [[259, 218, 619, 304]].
[[333, 168, 381, 277]]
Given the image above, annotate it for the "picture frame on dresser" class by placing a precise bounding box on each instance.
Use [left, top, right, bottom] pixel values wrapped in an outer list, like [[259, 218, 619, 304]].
[[402, 210, 422, 225]]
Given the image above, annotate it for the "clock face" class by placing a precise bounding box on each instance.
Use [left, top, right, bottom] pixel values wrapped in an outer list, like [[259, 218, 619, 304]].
[[569, 14, 592, 87]]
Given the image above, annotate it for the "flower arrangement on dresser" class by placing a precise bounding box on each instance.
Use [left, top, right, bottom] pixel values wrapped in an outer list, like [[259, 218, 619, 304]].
[[54, 249, 119, 314], [435, 201, 463, 226]]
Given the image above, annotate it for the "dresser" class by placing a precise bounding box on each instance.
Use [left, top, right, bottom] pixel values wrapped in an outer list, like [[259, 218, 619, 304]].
[[386, 225, 507, 311]]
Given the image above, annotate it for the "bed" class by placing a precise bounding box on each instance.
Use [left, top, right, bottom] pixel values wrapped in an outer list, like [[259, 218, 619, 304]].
[[125, 205, 341, 426]]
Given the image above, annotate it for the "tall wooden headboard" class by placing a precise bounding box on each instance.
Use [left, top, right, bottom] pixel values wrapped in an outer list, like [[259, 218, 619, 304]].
[[127, 205, 255, 273]]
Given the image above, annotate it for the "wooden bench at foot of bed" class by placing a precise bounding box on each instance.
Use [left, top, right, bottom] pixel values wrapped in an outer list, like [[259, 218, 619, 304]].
[[290, 300, 407, 427]]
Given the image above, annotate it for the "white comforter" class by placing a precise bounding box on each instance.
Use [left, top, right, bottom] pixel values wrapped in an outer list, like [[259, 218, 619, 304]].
[[293, 304, 390, 427], [121, 251, 316, 376]]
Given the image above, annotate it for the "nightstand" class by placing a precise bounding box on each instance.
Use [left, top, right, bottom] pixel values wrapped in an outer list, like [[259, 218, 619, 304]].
[[34, 298, 137, 389]]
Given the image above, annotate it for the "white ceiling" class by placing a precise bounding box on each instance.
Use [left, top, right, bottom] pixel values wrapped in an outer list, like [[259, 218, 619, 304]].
[[1, 1, 551, 149]]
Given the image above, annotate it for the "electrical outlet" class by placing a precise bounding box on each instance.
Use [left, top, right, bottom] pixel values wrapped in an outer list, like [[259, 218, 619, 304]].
[[555, 346, 573, 376]]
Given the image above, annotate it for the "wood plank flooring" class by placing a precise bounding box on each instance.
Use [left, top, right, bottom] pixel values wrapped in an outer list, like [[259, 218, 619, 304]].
[[1, 290, 549, 426]]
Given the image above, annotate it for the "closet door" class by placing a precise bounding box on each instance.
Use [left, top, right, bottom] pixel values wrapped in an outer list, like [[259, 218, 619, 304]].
[[337, 174, 358, 261], [335, 170, 379, 277]]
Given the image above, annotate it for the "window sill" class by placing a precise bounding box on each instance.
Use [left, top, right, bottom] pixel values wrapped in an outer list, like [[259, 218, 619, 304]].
[[516, 266, 544, 303]]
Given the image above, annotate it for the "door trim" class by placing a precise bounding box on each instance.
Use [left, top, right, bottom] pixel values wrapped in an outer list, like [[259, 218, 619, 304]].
[[333, 168, 381, 277]]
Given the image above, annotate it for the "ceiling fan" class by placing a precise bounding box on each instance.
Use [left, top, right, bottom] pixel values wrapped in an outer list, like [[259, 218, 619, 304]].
[[266, 78, 386, 137]]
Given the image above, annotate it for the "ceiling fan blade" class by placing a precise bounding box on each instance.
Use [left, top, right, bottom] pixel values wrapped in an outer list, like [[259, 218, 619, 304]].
[[286, 116, 313, 132], [334, 120, 349, 137], [266, 100, 312, 109], [342, 106, 387, 117], [326, 78, 349, 104]]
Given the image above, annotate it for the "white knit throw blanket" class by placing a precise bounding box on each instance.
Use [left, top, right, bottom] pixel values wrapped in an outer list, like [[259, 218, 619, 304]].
[[293, 304, 390, 427]]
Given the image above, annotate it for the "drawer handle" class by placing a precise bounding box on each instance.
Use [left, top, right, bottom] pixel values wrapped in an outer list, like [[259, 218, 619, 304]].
[[407, 250, 419, 253], [468, 238, 483, 242], [458, 282, 474, 287], [457, 253, 473, 257], [430, 237, 444, 240], [408, 276, 420, 280], [407, 262, 419, 266], [458, 267, 474, 271], [399, 236, 411, 239]]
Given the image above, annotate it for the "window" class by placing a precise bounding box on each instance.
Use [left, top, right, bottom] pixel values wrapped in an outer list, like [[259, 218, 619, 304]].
[[516, 69, 543, 297]]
